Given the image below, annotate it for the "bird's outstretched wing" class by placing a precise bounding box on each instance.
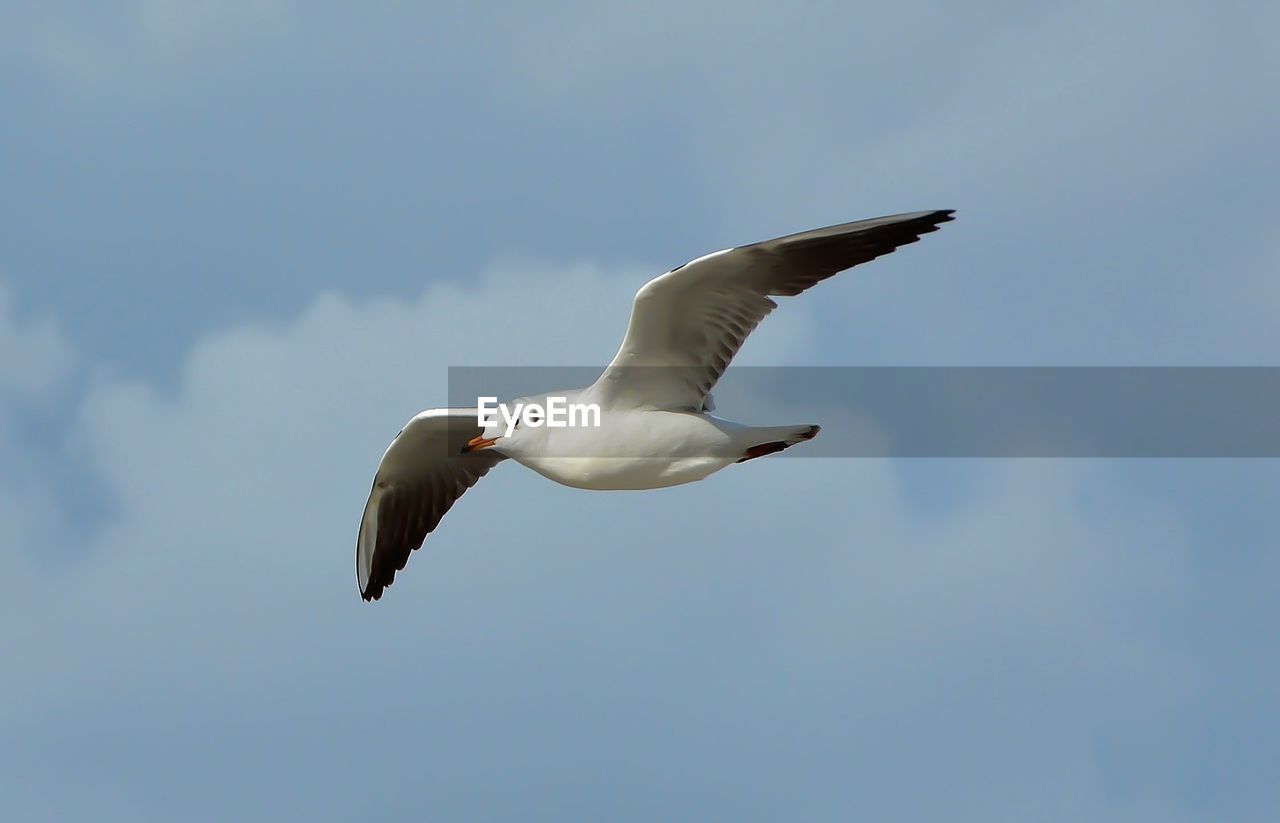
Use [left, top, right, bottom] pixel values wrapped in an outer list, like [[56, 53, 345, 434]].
[[356, 408, 506, 601], [590, 210, 954, 411]]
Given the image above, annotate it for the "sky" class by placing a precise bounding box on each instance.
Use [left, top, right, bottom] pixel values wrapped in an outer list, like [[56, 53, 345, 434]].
[[2, 1, 1279, 820]]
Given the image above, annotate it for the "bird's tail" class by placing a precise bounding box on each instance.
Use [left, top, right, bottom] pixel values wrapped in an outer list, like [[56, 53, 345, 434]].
[[736, 424, 821, 462]]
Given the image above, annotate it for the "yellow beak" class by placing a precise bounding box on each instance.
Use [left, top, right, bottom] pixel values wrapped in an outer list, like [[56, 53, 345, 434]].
[[462, 434, 498, 453]]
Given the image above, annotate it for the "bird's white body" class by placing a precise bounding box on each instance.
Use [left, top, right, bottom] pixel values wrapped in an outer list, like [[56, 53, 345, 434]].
[[355, 209, 954, 600], [502, 404, 813, 490]]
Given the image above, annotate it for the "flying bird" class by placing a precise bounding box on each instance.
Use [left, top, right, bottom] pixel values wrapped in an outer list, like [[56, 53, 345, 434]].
[[356, 209, 954, 600]]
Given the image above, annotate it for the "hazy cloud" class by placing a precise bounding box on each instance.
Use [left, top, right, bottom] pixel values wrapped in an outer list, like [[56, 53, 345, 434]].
[[4, 260, 1266, 821], [0, 282, 75, 404], [0, 1, 290, 93]]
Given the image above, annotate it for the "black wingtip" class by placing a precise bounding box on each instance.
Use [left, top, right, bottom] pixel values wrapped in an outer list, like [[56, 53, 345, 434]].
[[911, 209, 956, 233]]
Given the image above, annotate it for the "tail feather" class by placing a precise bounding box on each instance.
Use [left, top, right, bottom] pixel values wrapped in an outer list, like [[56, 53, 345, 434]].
[[736, 424, 820, 463]]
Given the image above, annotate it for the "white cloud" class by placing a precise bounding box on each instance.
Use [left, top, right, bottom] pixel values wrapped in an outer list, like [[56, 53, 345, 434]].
[[0, 281, 77, 578], [6, 257, 816, 706], [2, 259, 1238, 821]]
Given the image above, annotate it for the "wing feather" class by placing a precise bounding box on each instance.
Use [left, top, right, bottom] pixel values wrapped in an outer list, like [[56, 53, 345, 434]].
[[356, 408, 506, 601], [590, 210, 954, 410]]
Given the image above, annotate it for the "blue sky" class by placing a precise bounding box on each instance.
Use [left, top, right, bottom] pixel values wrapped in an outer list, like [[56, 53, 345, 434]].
[[2, 2, 1279, 820]]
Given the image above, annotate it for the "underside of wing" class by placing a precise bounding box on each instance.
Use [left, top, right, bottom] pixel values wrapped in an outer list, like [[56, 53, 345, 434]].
[[356, 408, 506, 601], [591, 210, 954, 410]]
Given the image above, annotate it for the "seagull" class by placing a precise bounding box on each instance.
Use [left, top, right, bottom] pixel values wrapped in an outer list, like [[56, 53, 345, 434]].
[[356, 209, 954, 600]]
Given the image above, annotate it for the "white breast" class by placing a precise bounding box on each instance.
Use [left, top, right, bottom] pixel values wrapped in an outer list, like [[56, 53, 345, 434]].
[[512, 410, 744, 490]]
